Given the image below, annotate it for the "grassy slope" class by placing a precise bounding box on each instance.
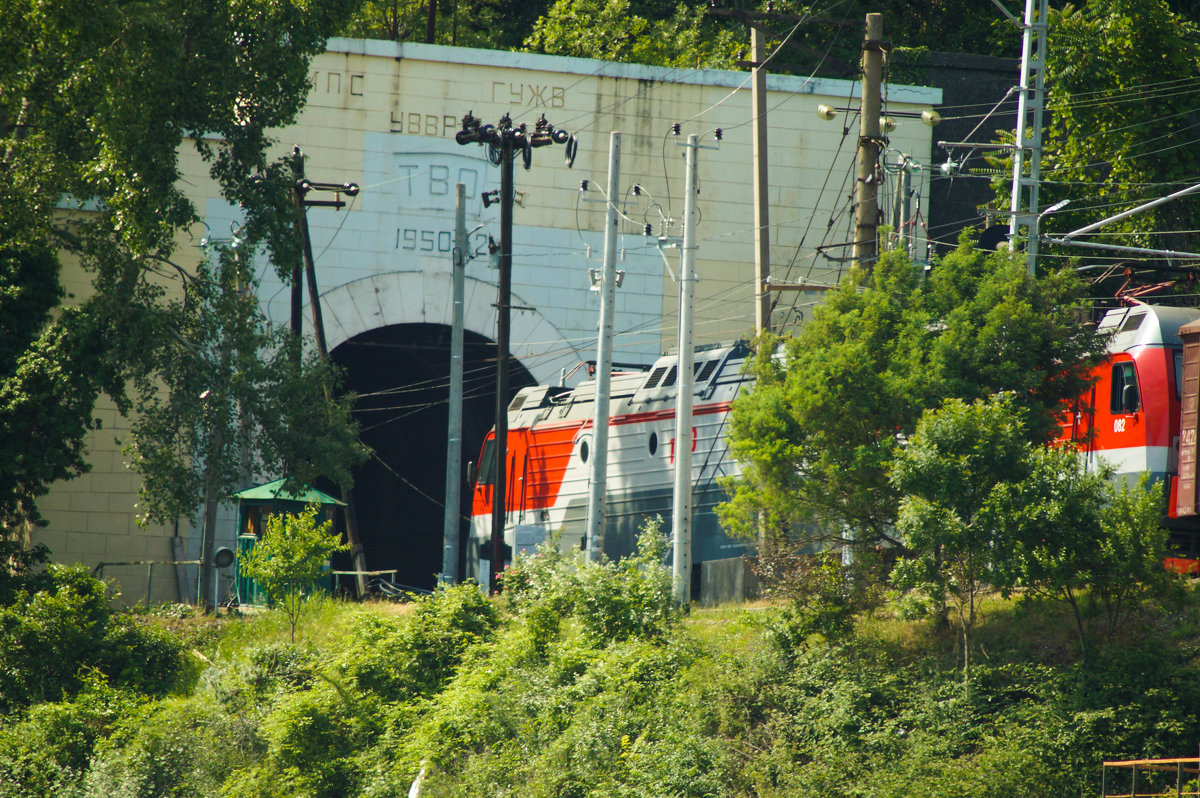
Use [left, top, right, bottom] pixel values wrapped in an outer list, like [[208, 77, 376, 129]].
[[5, 580, 1200, 797]]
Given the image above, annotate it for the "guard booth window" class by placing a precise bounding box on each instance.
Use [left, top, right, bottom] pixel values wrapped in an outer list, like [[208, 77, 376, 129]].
[[1111, 361, 1140, 414]]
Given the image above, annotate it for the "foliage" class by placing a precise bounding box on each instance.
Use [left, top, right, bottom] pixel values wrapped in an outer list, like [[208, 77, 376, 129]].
[[0, 0, 362, 533], [123, 247, 364, 530], [525, 0, 741, 68], [893, 396, 1173, 669], [238, 504, 350, 643], [503, 519, 678, 645], [890, 395, 1033, 677], [0, 673, 140, 798], [721, 241, 1104, 556], [0, 565, 185, 715], [336, 583, 499, 702], [342, 0, 550, 50], [749, 546, 888, 640], [4, 568, 1200, 795], [0, 539, 50, 607], [387, 532, 722, 797], [994, 459, 1170, 646]]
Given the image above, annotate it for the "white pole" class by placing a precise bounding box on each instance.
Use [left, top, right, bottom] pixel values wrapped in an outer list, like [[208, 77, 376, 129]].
[[585, 133, 621, 563], [672, 134, 699, 606], [441, 184, 466, 583]]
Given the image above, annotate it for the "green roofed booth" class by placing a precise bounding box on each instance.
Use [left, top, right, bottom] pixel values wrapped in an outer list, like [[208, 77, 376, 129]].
[[233, 479, 346, 607]]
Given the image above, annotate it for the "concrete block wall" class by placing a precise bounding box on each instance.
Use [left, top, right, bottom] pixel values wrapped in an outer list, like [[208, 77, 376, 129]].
[[34, 40, 940, 603]]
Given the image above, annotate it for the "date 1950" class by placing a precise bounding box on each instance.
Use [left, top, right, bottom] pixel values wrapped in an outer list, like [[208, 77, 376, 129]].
[[397, 227, 491, 257]]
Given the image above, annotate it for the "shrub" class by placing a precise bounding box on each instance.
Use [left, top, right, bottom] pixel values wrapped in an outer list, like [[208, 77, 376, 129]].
[[0, 565, 185, 714], [0, 673, 138, 798], [238, 504, 349, 643], [503, 520, 678, 646], [336, 582, 498, 702]]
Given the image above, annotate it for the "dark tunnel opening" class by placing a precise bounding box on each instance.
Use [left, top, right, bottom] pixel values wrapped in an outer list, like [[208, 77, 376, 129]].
[[329, 323, 535, 592]]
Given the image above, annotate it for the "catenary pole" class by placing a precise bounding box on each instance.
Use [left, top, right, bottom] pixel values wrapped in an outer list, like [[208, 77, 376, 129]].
[[585, 132, 621, 563], [672, 134, 699, 606], [1009, 0, 1048, 274], [441, 183, 467, 583]]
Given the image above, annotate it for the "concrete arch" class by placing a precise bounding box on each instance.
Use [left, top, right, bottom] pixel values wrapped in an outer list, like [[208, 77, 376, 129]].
[[319, 270, 585, 385]]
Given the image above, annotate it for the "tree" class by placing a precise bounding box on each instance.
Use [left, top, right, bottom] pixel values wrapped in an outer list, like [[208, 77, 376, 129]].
[[525, 0, 741, 68], [238, 504, 349, 643], [342, 0, 551, 50], [122, 244, 365, 608], [890, 395, 1032, 678], [720, 239, 1106, 555], [0, 1, 362, 539], [991, 455, 1168, 648], [893, 397, 1170, 667]]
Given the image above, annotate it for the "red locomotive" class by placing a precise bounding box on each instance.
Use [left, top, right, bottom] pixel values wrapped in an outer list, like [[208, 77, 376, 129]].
[[469, 302, 1200, 580]]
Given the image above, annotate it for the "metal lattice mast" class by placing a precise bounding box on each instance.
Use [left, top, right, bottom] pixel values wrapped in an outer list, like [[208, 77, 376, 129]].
[[1008, 0, 1049, 274]]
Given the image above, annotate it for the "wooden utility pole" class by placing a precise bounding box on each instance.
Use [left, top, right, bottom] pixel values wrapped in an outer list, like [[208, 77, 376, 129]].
[[289, 148, 369, 596], [751, 28, 771, 334], [456, 112, 570, 592], [854, 13, 884, 270]]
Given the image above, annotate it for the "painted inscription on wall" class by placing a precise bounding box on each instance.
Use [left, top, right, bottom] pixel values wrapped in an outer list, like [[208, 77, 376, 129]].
[[489, 82, 567, 108], [391, 152, 493, 257]]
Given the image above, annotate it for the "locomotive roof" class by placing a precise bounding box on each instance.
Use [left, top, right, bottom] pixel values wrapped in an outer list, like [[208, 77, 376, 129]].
[[505, 342, 750, 420], [1099, 304, 1200, 353]]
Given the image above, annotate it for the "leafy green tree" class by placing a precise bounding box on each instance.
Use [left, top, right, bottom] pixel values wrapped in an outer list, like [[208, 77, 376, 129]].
[[342, 0, 551, 50], [0, 0, 361, 539], [238, 504, 350, 643], [992, 456, 1169, 648], [890, 395, 1032, 678], [893, 396, 1170, 666], [122, 243, 364, 609], [525, 0, 741, 67], [720, 239, 1105, 555]]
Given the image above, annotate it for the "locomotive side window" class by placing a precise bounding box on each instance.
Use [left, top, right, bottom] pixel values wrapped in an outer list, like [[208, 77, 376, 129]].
[[477, 439, 496, 485], [1110, 361, 1140, 414]]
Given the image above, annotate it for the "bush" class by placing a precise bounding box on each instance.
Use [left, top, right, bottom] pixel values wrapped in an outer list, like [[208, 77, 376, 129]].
[[336, 582, 498, 702], [0, 673, 138, 798], [503, 521, 678, 645], [0, 565, 185, 714]]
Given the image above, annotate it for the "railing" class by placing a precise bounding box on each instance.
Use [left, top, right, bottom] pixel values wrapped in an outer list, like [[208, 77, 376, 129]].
[[92, 559, 201, 605], [1103, 758, 1200, 797]]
